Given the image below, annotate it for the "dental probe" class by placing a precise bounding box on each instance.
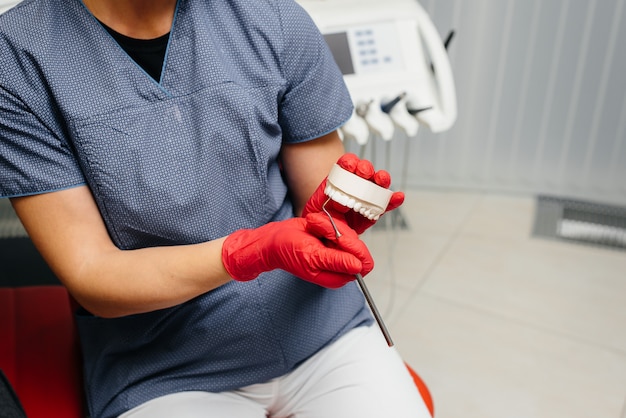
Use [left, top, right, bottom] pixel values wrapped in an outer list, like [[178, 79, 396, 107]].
[[322, 199, 393, 347], [322, 165, 396, 347]]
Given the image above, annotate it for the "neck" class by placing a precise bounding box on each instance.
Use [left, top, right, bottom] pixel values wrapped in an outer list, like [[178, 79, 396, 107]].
[[83, 0, 177, 39]]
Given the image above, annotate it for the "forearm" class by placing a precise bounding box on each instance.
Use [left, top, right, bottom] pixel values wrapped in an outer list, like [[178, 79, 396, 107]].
[[73, 237, 230, 318], [11, 187, 232, 318]]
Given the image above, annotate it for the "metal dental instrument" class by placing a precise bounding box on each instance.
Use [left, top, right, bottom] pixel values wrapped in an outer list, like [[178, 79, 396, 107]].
[[321, 165, 396, 347], [322, 197, 393, 347]]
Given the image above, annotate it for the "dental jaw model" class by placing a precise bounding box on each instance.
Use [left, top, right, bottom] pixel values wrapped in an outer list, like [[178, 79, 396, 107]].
[[325, 164, 394, 221], [322, 164, 395, 346]]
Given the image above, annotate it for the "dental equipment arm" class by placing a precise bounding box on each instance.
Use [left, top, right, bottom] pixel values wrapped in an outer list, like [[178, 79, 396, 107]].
[[340, 109, 371, 146], [356, 99, 395, 141], [221, 213, 374, 289], [382, 92, 420, 137]]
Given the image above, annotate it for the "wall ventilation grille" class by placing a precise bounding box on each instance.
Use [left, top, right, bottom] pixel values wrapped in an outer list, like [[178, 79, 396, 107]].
[[533, 196, 626, 250]]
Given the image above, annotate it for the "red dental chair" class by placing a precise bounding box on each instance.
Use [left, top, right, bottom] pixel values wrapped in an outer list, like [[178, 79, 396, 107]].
[[0, 285, 85, 418], [0, 285, 434, 417], [406, 362, 435, 416]]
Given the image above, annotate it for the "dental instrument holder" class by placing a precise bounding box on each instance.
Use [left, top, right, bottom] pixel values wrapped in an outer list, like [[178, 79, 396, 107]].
[[324, 164, 395, 347], [297, 0, 458, 143]]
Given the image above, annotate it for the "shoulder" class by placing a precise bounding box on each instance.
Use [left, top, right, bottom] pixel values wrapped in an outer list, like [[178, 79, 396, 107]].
[[0, 0, 58, 41], [203, 0, 315, 33], [0, 0, 93, 96], [0, 0, 82, 71]]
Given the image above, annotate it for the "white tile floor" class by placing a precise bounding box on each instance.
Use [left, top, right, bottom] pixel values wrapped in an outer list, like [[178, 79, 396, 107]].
[[362, 189, 626, 418]]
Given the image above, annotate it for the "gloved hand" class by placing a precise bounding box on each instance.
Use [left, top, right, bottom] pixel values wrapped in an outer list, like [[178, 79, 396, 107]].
[[302, 153, 405, 234], [221, 213, 374, 289]]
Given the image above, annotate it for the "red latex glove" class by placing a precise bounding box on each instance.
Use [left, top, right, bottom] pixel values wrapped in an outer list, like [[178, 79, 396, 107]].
[[221, 213, 374, 289], [302, 153, 405, 234]]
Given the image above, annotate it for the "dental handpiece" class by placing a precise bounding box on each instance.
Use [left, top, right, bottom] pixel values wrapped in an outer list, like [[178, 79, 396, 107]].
[[322, 164, 395, 347]]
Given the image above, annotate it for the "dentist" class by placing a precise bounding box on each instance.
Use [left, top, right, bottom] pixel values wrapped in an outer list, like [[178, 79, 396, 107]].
[[0, 0, 427, 417]]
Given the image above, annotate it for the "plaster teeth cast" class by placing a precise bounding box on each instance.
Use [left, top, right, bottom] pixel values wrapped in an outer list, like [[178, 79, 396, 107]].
[[324, 184, 382, 220], [324, 164, 394, 221]]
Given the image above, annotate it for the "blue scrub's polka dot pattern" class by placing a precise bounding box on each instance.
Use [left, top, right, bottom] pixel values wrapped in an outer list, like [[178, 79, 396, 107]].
[[1, 1, 369, 418]]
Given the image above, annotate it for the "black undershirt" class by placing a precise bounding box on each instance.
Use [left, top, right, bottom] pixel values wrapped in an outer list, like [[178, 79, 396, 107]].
[[101, 23, 170, 82]]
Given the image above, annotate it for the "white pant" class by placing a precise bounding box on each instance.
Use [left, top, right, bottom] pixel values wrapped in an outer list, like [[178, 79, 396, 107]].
[[120, 324, 431, 418]]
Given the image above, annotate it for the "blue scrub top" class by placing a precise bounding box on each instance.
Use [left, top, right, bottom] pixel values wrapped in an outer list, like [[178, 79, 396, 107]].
[[0, 1, 373, 417]]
